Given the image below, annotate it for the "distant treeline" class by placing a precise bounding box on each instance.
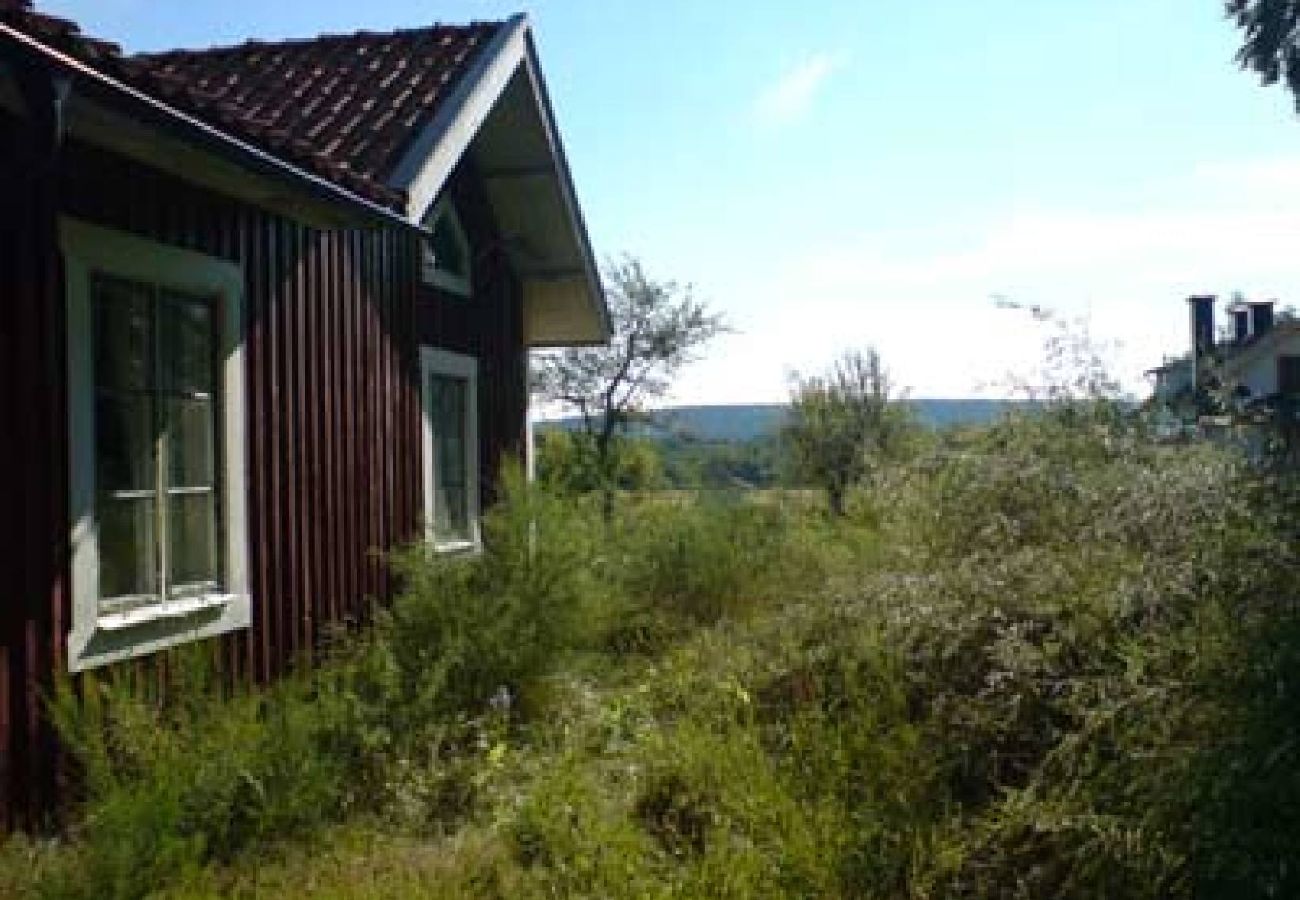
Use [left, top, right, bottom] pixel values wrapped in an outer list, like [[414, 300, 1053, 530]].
[[535, 400, 1029, 491], [539, 400, 1025, 444]]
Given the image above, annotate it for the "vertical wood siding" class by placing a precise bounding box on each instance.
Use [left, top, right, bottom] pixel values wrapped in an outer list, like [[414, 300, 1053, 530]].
[[0, 109, 69, 829], [0, 135, 495, 827], [416, 160, 530, 502]]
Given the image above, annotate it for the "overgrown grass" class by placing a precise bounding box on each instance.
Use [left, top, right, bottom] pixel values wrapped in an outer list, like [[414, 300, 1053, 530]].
[[5, 407, 1299, 899]]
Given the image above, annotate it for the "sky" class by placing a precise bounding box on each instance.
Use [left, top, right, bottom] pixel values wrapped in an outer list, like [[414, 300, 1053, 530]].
[[37, 0, 1300, 403]]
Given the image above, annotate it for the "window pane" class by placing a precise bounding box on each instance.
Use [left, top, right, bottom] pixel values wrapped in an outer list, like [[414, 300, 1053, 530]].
[[166, 397, 216, 488], [93, 275, 152, 392], [98, 495, 158, 602], [168, 492, 218, 591], [429, 374, 470, 541], [158, 291, 215, 395], [95, 393, 156, 492]]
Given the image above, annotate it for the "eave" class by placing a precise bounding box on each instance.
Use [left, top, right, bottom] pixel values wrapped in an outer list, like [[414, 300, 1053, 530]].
[[387, 14, 610, 348], [0, 22, 427, 235]]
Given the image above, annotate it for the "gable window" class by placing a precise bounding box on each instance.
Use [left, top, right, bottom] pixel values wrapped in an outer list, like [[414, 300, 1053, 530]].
[[420, 200, 472, 296], [419, 347, 480, 550], [63, 219, 250, 672]]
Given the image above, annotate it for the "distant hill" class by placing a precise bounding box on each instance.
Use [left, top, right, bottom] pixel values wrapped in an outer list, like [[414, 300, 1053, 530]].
[[539, 400, 1024, 443]]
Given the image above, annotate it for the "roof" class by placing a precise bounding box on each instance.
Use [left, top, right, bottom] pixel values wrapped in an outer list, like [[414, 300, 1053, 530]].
[[1, 1, 609, 345], [1220, 320, 1300, 377], [0, 1, 501, 211]]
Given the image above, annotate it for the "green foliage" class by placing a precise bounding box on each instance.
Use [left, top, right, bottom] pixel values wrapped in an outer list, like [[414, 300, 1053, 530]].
[[784, 347, 917, 515], [655, 434, 782, 490], [1228, 0, 1300, 111], [10, 406, 1300, 900], [37, 651, 360, 900], [536, 430, 664, 494], [372, 464, 602, 727], [879, 402, 1300, 899], [612, 493, 831, 629], [530, 255, 728, 505]]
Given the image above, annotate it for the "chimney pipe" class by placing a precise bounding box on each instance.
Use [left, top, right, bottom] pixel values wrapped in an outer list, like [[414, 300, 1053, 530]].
[[1188, 295, 1215, 393], [1189, 295, 1215, 357], [1249, 301, 1275, 339]]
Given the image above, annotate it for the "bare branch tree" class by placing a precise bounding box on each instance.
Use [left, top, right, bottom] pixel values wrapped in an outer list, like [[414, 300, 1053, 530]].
[[531, 255, 728, 511]]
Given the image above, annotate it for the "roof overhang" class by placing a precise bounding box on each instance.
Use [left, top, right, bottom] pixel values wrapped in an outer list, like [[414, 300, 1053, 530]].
[[0, 22, 425, 234], [387, 14, 609, 348]]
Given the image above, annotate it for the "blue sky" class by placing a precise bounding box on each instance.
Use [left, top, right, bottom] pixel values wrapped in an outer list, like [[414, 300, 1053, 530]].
[[39, 0, 1300, 402]]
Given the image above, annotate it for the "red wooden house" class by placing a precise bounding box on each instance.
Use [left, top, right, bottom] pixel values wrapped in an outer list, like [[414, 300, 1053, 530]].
[[0, 2, 607, 826]]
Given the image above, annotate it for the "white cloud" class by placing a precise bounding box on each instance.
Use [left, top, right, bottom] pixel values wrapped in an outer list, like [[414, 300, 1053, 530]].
[[666, 156, 1300, 406], [754, 52, 844, 125]]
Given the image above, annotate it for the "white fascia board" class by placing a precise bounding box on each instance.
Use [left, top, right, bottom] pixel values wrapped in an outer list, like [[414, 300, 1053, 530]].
[[0, 23, 417, 233], [390, 15, 610, 344], [389, 14, 530, 220], [519, 33, 609, 340]]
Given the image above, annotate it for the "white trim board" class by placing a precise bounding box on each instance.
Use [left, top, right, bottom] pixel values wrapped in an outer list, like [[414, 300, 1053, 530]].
[[61, 217, 252, 672], [420, 198, 474, 297], [387, 17, 609, 346], [390, 15, 530, 222], [419, 346, 482, 552]]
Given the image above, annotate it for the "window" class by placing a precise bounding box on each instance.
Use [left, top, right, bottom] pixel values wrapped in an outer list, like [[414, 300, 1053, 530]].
[[62, 219, 250, 672], [420, 348, 479, 549], [93, 275, 221, 611], [1279, 355, 1300, 396], [419, 199, 472, 296]]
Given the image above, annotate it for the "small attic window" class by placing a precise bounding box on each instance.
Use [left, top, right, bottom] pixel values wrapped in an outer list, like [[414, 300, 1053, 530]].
[[421, 200, 472, 296]]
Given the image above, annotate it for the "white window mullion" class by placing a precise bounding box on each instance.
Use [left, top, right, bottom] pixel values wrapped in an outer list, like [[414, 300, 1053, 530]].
[[152, 290, 171, 606]]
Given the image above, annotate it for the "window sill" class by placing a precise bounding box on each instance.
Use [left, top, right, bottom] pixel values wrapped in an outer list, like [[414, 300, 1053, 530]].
[[69, 591, 252, 672], [97, 593, 236, 632], [434, 539, 481, 555]]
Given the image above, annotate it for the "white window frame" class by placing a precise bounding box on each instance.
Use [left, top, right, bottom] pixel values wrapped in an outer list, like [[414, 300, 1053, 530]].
[[419, 347, 481, 552], [61, 217, 251, 672], [419, 198, 473, 297]]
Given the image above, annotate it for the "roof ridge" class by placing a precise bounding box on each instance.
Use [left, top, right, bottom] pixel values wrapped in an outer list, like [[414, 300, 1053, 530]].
[[131, 19, 504, 61]]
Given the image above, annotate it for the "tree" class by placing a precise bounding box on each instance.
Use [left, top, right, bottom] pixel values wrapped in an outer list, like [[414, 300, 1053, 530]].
[[531, 256, 727, 510], [535, 430, 664, 495], [1227, 1, 1300, 109], [783, 348, 914, 516]]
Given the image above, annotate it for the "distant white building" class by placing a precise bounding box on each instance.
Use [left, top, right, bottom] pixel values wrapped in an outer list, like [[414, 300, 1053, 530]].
[[1147, 296, 1300, 445]]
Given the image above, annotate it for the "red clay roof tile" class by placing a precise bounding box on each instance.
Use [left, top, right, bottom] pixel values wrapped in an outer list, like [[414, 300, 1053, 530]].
[[1, 4, 504, 212]]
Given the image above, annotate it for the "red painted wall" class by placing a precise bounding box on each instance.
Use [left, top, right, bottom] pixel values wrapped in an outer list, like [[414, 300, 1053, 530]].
[[0, 125, 527, 828]]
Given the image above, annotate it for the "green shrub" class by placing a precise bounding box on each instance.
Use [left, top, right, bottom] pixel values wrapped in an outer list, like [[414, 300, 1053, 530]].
[[17, 405, 1300, 900], [40, 650, 359, 900], [612, 492, 831, 628], [375, 464, 603, 729], [871, 402, 1300, 899]]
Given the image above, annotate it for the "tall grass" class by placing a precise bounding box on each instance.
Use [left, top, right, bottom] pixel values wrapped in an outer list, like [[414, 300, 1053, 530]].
[[6, 410, 1299, 899]]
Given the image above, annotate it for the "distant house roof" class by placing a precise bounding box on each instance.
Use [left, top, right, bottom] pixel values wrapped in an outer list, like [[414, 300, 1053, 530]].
[[1220, 320, 1300, 379], [0, 1, 500, 210]]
